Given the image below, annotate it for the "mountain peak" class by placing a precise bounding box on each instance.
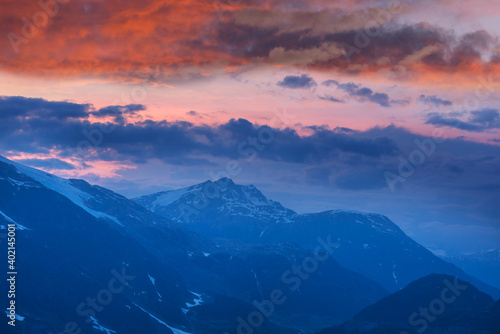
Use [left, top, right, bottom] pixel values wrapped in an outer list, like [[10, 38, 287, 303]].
[[133, 178, 297, 225], [214, 177, 235, 186]]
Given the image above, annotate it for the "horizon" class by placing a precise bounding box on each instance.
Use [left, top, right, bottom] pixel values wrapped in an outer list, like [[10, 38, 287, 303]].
[[1, 152, 498, 258]]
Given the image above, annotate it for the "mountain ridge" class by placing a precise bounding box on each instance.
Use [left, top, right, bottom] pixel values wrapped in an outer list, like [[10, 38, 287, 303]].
[[135, 177, 500, 299]]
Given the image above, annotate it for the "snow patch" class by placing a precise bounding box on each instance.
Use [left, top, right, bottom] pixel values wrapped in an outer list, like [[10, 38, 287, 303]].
[[4, 311, 25, 321], [150, 188, 189, 209], [392, 264, 399, 285], [89, 316, 116, 334], [0, 210, 30, 230], [148, 274, 163, 301], [186, 291, 203, 308], [132, 303, 191, 334]]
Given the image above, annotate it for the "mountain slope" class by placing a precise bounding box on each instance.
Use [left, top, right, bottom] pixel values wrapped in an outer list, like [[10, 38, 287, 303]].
[[261, 210, 500, 299], [441, 249, 500, 291], [0, 158, 200, 334], [320, 274, 500, 334]]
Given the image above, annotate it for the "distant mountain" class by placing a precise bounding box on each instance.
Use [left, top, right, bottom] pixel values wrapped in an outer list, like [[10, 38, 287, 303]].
[[320, 274, 500, 334], [135, 179, 500, 299], [0, 157, 387, 333], [260, 210, 500, 299], [441, 249, 500, 291]]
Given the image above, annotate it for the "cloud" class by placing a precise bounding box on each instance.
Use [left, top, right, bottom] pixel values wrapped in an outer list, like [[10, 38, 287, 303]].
[[277, 74, 317, 89], [321, 80, 405, 107], [268, 43, 344, 65], [470, 109, 500, 124], [425, 109, 500, 132], [13, 158, 76, 170], [0, 96, 91, 120], [92, 104, 146, 123], [425, 114, 481, 131], [1, 0, 497, 81], [318, 95, 344, 103], [418, 95, 452, 107], [210, 8, 500, 78], [0, 96, 400, 165]]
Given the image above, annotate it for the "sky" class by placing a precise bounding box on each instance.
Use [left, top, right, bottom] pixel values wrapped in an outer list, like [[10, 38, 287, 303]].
[[1, 0, 500, 255]]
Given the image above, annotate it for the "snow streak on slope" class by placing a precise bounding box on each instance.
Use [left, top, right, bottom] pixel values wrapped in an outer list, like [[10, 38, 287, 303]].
[[149, 188, 189, 209], [0, 210, 30, 230], [148, 274, 163, 301], [132, 303, 191, 334], [89, 316, 116, 334]]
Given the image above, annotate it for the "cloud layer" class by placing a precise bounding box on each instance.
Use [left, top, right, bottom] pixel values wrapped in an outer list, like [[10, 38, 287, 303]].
[[1, 95, 499, 254], [1, 0, 499, 81]]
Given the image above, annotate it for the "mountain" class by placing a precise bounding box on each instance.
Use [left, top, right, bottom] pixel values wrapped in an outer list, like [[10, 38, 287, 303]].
[[260, 210, 500, 299], [0, 157, 388, 333], [133, 178, 297, 242], [320, 274, 500, 334], [135, 179, 500, 299], [440, 249, 500, 291]]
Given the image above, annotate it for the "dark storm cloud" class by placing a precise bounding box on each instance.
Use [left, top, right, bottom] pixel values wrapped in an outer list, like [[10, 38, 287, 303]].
[[425, 109, 500, 132], [277, 74, 317, 89], [418, 95, 452, 107]]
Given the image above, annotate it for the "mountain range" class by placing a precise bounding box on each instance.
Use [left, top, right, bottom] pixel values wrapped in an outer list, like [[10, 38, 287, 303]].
[[0, 156, 498, 334], [134, 178, 500, 298]]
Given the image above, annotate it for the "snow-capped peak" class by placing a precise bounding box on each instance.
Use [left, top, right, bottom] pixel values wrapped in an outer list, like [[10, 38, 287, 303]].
[[133, 178, 297, 224]]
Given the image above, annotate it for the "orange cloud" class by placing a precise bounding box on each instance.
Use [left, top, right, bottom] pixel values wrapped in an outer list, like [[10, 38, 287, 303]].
[[1, 0, 499, 86]]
